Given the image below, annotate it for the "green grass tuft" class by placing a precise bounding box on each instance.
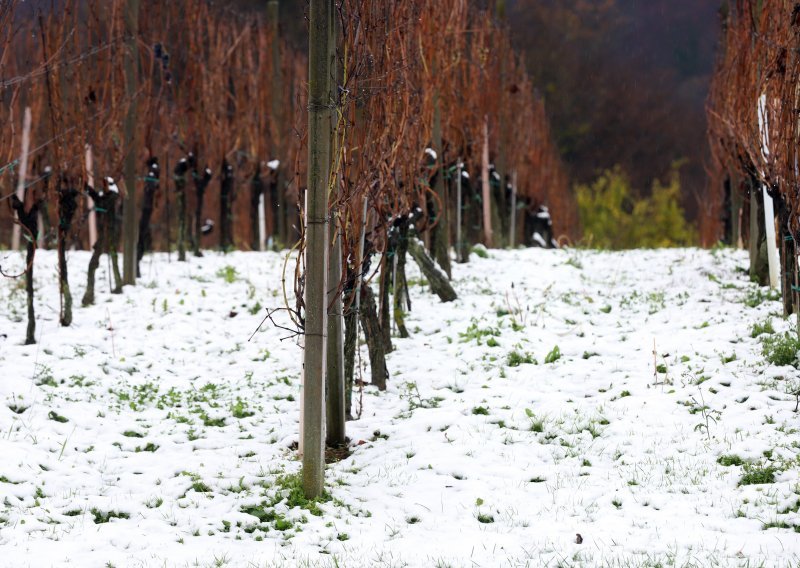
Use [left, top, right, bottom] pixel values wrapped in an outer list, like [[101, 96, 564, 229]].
[[717, 454, 744, 467], [507, 350, 536, 367], [739, 462, 777, 486], [90, 508, 130, 524], [544, 345, 562, 364], [216, 265, 238, 283], [750, 318, 775, 338]]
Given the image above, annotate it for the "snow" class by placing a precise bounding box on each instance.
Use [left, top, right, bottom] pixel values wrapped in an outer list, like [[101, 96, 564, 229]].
[[1, 247, 800, 567]]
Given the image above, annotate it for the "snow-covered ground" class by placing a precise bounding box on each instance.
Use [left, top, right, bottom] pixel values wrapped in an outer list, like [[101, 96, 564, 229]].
[[1, 246, 800, 567]]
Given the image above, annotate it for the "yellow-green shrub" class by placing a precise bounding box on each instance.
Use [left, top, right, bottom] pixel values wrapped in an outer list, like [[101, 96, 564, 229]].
[[576, 165, 696, 249]]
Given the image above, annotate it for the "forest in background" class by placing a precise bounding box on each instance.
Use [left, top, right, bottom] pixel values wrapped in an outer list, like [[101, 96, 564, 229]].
[[506, 0, 719, 223]]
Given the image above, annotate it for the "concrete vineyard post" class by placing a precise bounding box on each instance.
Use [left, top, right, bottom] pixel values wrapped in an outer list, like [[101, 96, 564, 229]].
[[302, 0, 333, 499]]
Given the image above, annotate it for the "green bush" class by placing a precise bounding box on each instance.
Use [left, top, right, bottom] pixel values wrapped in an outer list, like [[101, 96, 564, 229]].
[[761, 332, 800, 368], [576, 165, 696, 249], [471, 244, 489, 258]]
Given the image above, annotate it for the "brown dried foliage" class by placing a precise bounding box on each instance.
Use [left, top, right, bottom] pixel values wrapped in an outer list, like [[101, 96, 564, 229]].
[[706, 0, 800, 243], [0, 0, 573, 253]]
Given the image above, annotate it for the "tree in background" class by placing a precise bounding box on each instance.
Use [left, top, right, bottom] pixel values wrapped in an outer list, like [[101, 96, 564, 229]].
[[507, 0, 717, 221], [576, 165, 696, 249]]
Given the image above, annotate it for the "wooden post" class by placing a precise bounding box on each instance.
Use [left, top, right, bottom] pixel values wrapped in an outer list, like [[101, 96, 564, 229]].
[[344, 196, 369, 419], [749, 186, 760, 277], [731, 179, 742, 249], [268, 0, 285, 248], [122, 0, 139, 286], [509, 170, 517, 248], [326, 5, 346, 448], [11, 107, 32, 251], [481, 116, 493, 247], [431, 95, 451, 278], [165, 153, 171, 261], [456, 159, 464, 262], [407, 234, 457, 302], [85, 145, 98, 248], [302, 0, 332, 499], [326, 216, 345, 446], [355, 196, 369, 314]]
